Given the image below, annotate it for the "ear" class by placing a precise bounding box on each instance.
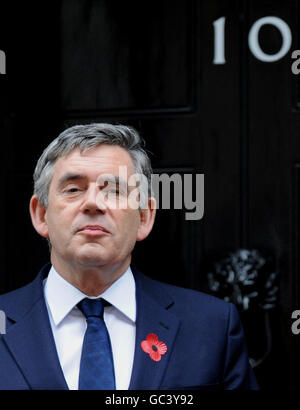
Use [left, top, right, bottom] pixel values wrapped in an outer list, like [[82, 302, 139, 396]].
[[29, 194, 49, 238], [136, 197, 156, 241]]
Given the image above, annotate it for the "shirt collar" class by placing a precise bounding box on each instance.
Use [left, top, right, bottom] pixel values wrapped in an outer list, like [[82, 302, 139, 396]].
[[44, 265, 136, 326]]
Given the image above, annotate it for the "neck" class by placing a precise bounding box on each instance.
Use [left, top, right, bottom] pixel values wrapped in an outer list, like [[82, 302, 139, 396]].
[[50, 255, 131, 296]]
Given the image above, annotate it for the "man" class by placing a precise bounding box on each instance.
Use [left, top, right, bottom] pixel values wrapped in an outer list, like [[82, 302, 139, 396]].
[[0, 123, 259, 390]]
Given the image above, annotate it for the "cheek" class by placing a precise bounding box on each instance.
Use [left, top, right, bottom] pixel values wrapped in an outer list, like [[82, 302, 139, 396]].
[[115, 211, 140, 238], [126, 214, 141, 241], [45, 206, 70, 237]]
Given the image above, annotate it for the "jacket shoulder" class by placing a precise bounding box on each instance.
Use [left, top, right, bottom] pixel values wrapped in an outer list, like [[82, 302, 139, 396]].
[[0, 264, 50, 321], [136, 270, 233, 318]]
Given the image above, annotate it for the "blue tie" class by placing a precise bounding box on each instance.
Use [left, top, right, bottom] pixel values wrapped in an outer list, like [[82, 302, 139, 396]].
[[77, 298, 116, 390]]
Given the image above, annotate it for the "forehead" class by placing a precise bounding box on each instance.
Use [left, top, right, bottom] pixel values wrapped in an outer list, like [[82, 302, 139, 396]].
[[52, 145, 135, 180]]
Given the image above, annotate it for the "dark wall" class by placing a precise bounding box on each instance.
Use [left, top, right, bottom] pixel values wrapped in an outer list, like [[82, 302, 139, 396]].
[[0, 0, 299, 390]]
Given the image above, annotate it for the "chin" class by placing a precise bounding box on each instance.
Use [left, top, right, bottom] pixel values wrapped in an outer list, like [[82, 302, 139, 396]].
[[77, 247, 110, 265], [77, 257, 107, 268]]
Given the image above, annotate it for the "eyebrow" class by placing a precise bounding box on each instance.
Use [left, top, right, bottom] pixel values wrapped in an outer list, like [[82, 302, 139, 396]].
[[57, 173, 87, 188], [57, 173, 128, 189], [99, 176, 128, 190]]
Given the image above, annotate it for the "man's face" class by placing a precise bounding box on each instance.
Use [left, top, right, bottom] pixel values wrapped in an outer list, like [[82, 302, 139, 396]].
[[38, 145, 150, 272]]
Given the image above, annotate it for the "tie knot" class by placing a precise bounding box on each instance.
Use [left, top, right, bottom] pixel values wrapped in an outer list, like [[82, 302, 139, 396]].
[[78, 298, 104, 319]]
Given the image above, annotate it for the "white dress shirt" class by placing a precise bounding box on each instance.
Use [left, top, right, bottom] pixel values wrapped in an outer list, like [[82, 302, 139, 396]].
[[43, 265, 136, 390]]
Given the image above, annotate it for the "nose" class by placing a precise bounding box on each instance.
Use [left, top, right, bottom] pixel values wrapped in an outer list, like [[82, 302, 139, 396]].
[[79, 184, 107, 214]]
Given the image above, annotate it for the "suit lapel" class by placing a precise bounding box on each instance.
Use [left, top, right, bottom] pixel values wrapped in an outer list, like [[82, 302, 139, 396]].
[[2, 265, 68, 390], [129, 270, 180, 390]]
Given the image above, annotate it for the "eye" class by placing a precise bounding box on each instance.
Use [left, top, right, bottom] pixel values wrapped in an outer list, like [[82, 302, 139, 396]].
[[102, 184, 120, 195], [108, 188, 119, 194], [63, 186, 81, 194]]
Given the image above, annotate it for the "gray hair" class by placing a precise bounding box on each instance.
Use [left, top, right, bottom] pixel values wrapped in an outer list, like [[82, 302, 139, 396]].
[[33, 123, 153, 208]]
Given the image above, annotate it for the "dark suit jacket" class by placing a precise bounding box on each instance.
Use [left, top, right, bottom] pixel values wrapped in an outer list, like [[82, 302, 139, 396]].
[[0, 263, 259, 390]]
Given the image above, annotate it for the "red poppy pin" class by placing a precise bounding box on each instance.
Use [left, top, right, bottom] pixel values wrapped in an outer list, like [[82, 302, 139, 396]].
[[141, 333, 168, 362]]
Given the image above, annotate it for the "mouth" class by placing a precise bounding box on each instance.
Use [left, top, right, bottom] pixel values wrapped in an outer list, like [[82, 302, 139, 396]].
[[77, 225, 110, 236]]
